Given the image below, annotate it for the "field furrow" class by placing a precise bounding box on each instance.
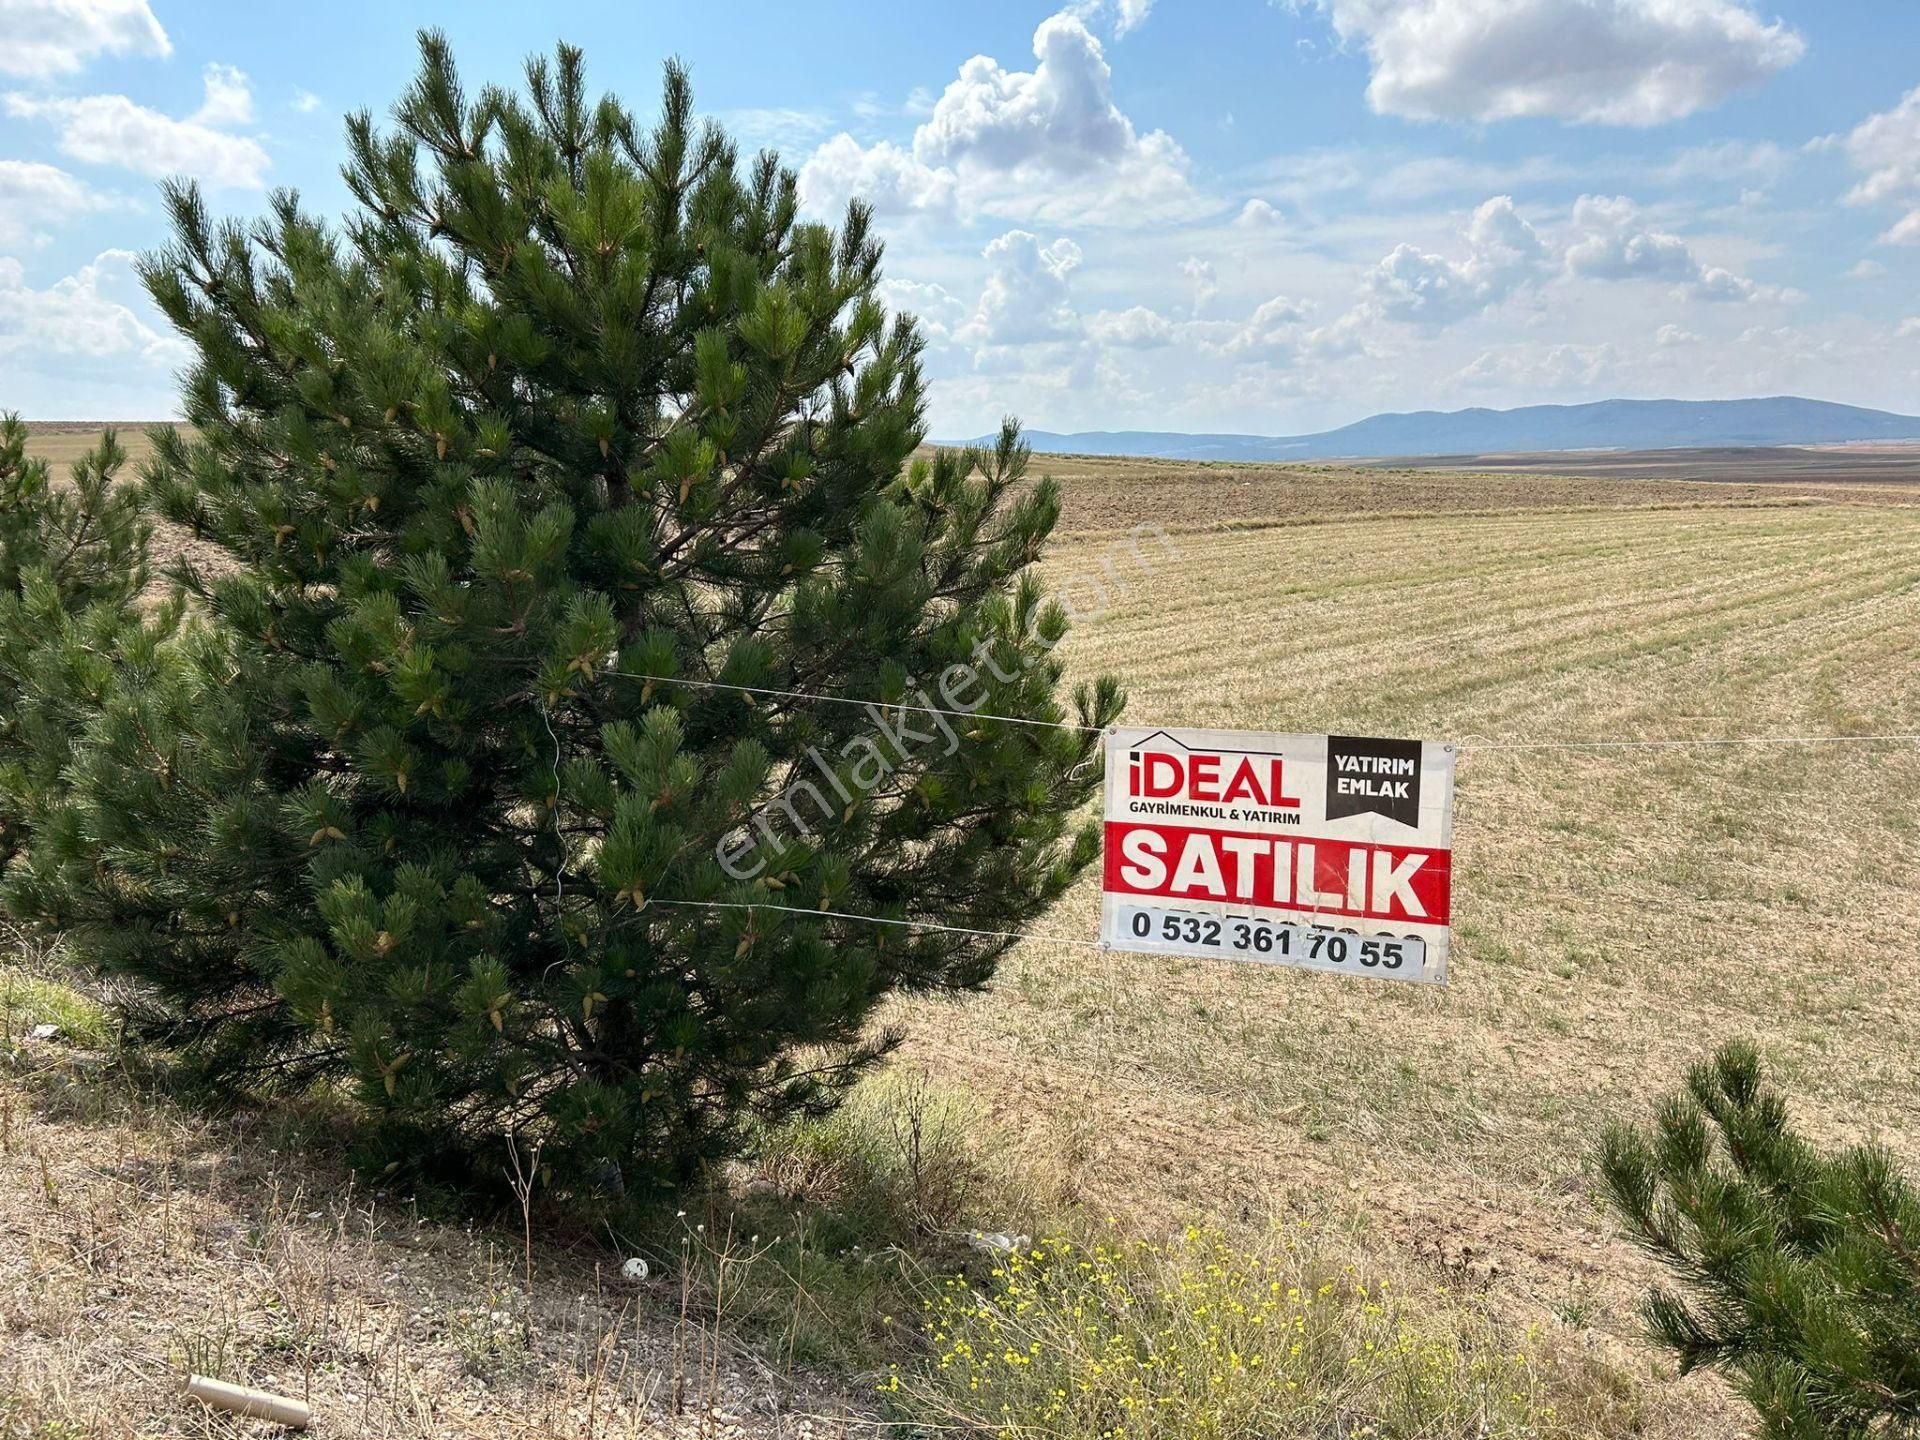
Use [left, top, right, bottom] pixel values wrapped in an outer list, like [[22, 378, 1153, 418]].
[[893, 490, 1920, 1440]]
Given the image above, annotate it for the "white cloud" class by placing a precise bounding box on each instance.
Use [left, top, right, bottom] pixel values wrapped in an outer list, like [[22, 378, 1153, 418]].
[[1460, 192, 1552, 275], [1656, 323, 1699, 346], [1298, 0, 1803, 126], [1233, 198, 1284, 228], [1072, 0, 1155, 34], [719, 106, 835, 152], [958, 231, 1084, 347], [1562, 193, 1785, 301], [1882, 216, 1920, 247], [1210, 294, 1371, 369], [1838, 88, 1920, 245], [1255, 148, 1369, 207], [1656, 139, 1792, 185], [1367, 246, 1482, 324], [1562, 195, 1696, 281], [1366, 153, 1577, 201], [1366, 194, 1549, 324], [1732, 323, 1826, 369], [1300, 308, 1374, 360], [799, 134, 956, 218], [0, 249, 183, 360], [1088, 304, 1176, 347], [1251, 140, 1790, 213], [194, 62, 254, 127], [912, 14, 1162, 176], [0, 0, 169, 78], [798, 10, 1195, 225], [1896, 317, 1920, 339], [1455, 342, 1617, 391], [0, 248, 187, 417], [1335, 191, 1782, 348], [1180, 254, 1218, 313], [0, 159, 113, 244], [6, 63, 269, 187], [1848, 259, 1886, 281], [878, 277, 968, 342], [1224, 294, 1311, 358], [1690, 265, 1764, 302], [291, 89, 323, 115]]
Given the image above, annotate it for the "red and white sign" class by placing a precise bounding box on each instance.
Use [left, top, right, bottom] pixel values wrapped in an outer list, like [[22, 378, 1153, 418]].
[[1100, 727, 1456, 983]]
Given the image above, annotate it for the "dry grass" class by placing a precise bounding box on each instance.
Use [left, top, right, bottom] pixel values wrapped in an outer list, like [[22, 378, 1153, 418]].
[[895, 1224, 1640, 1439], [1377, 442, 1920, 486], [0, 981, 874, 1438], [15, 423, 173, 474], [1026, 449, 1920, 538], [884, 492, 1920, 1438], [22, 425, 1919, 540], [7, 428, 1919, 1436]]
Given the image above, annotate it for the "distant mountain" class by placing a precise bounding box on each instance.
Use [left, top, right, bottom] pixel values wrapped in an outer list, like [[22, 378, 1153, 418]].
[[963, 397, 1920, 462]]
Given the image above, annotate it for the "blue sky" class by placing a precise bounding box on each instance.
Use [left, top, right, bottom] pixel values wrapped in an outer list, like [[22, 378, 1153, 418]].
[[7, 0, 1920, 436]]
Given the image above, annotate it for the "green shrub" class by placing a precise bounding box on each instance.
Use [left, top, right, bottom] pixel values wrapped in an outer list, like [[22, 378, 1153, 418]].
[[1599, 1041, 1920, 1440], [0, 417, 161, 868], [3, 36, 1119, 1205]]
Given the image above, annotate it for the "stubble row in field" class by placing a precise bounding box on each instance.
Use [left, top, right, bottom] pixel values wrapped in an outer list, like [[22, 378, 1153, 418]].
[[885, 494, 1920, 1438]]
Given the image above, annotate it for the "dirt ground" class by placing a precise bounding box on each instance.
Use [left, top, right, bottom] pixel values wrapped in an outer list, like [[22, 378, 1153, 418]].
[[0, 1020, 877, 1438]]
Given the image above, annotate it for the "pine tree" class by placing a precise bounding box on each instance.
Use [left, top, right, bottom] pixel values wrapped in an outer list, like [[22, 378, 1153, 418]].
[[6, 36, 1122, 1200], [1598, 1042, 1920, 1439], [0, 417, 163, 867]]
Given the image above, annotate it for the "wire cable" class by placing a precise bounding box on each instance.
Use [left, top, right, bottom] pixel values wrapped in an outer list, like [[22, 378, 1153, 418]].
[[1457, 732, 1920, 753], [645, 896, 1108, 950], [609, 669, 1919, 752], [608, 670, 1106, 732], [562, 673, 1919, 954]]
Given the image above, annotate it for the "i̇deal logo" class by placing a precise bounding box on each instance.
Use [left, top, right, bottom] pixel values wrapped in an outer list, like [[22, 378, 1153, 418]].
[[1124, 731, 1303, 819]]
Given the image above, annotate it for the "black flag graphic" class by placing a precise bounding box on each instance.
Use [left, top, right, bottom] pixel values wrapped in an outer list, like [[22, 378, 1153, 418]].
[[1324, 735, 1423, 827]]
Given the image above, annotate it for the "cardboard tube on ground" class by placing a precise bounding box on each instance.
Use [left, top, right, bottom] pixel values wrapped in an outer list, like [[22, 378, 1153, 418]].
[[184, 1375, 311, 1430]]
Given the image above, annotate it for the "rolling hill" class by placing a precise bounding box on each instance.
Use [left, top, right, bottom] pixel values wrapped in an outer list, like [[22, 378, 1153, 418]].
[[971, 396, 1920, 462]]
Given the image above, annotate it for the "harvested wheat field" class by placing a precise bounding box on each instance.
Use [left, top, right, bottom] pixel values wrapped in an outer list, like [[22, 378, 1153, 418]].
[[5, 429, 1918, 1438], [886, 477, 1920, 1436], [13, 422, 172, 471]]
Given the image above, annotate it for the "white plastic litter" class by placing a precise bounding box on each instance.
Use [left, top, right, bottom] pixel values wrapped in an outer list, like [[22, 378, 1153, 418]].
[[968, 1231, 1031, 1257]]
